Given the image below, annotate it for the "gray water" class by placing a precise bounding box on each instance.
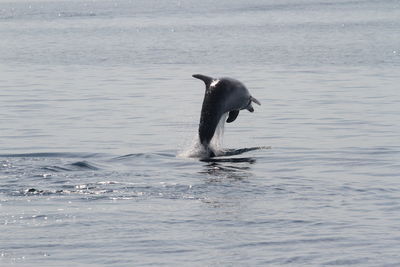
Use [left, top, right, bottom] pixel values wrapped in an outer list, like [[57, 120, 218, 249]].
[[1, 0, 400, 266]]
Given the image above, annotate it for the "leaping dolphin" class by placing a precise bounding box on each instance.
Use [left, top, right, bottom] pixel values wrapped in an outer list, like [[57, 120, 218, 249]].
[[193, 74, 261, 157]]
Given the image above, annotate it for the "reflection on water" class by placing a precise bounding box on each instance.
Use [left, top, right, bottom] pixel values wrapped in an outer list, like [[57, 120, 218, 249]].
[[198, 146, 268, 180], [201, 157, 256, 163], [200, 157, 255, 182]]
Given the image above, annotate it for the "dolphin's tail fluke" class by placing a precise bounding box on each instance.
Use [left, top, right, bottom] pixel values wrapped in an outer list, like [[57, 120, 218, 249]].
[[192, 74, 213, 87]]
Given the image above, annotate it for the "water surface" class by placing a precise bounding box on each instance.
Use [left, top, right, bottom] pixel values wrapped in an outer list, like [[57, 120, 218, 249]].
[[1, 0, 400, 266]]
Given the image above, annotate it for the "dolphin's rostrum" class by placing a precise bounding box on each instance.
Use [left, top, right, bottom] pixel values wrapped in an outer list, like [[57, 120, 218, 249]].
[[193, 74, 260, 157]]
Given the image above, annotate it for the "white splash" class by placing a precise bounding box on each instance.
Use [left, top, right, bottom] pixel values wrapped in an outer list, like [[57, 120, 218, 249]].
[[178, 112, 228, 158], [209, 112, 228, 156], [177, 135, 204, 159]]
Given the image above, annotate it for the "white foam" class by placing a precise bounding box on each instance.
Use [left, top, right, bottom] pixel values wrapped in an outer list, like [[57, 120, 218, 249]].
[[178, 113, 228, 158], [209, 112, 228, 156], [177, 136, 205, 159]]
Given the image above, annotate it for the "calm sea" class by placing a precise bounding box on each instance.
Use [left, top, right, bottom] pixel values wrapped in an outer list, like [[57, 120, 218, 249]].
[[1, 0, 400, 266]]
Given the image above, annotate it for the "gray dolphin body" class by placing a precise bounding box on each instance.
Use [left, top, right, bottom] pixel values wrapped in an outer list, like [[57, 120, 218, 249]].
[[193, 74, 261, 157]]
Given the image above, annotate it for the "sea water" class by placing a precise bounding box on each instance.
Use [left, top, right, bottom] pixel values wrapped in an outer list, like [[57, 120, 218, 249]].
[[1, 0, 400, 266]]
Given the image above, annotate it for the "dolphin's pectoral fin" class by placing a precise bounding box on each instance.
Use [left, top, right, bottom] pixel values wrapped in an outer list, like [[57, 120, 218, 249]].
[[192, 74, 213, 87], [226, 110, 240, 123]]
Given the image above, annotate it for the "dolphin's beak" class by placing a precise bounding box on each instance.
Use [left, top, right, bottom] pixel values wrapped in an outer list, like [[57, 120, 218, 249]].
[[251, 96, 261, 105]]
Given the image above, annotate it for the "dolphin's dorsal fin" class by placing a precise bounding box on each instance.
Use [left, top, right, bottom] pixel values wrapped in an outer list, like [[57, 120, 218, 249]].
[[192, 74, 213, 88], [226, 110, 240, 123]]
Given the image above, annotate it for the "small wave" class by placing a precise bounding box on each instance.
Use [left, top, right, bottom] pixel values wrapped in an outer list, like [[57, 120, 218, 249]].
[[112, 153, 150, 160], [323, 257, 370, 265], [97, 181, 119, 185], [15, 181, 198, 201], [236, 237, 344, 248], [18, 185, 111, 197], [21, 188, 64, 196], [41, 166, 72, 172], [40, 161, 100, 172], [69, 161, 99, 170], [57, 11, 97, 18], [112, 152, 175, 161], [0, 152, 101, 158]]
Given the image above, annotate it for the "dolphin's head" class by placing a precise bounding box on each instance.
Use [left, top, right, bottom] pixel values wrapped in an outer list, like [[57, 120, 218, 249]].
[[192, 74, 261, 112], [217, 77, 261, 112]]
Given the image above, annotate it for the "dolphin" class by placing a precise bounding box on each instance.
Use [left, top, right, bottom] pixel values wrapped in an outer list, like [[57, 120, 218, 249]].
[[192, 74, 261, 157]]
